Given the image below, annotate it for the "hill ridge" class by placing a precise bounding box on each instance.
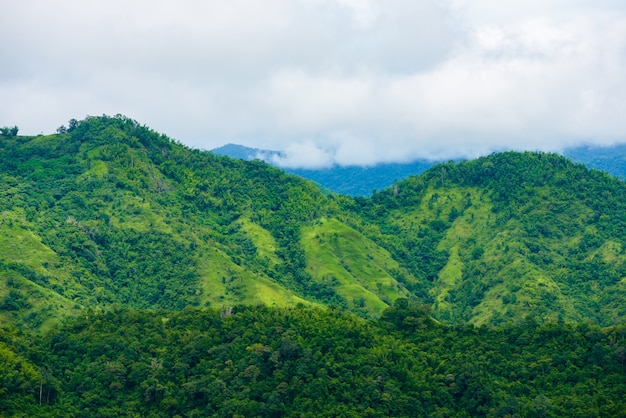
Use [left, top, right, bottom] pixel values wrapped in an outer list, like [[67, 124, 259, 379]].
[[1, 115, 626, 330]]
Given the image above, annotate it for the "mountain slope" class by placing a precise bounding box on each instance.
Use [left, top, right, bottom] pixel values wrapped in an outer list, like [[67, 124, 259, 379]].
[[0, 115, 414, 330], [3, 116, 626, 329], [351, 152, 626, 326]]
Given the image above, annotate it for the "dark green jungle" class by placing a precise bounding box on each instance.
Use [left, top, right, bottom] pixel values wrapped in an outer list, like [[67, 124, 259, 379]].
[[1, 115, 625, 417]]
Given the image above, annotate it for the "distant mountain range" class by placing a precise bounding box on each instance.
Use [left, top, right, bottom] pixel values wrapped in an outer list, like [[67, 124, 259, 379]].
[[212, 144, 436, 196], [213, 143, 626, 196]]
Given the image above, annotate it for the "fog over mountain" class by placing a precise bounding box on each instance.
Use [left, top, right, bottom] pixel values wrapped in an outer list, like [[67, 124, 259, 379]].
[[213, 142, 626, 196]]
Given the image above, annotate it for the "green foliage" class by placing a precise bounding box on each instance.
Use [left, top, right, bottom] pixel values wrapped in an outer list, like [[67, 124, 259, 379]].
[[3, 117, 626, 416], [1, 306, 625, 417], [0, 326, 43, 415], [349, 152, 626, 326], [2, 115, 626, 331], [0, 125, 19, 137]]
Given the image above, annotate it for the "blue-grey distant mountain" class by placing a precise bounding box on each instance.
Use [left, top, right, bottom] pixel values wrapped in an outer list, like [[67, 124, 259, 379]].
[[564, 143, 626, 179], [288, 162, 437, 196], [212, 143, 436, 196], [213, 143, 626, 196]]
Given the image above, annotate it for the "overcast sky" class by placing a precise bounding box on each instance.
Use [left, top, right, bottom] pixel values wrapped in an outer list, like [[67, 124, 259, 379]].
[[2, 0, 625, 167]]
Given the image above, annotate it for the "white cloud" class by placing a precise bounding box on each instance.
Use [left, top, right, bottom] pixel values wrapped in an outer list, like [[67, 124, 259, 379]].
[[269, 139, 335, 168], [1, 0, 625, 167]]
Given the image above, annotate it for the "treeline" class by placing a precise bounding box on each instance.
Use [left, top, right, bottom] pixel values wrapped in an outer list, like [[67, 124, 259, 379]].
[[1, 303, 625, 417]]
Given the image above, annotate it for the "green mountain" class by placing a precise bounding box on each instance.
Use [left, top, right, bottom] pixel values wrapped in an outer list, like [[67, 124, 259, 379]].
[[0, 115, 417, 332], [2, 115, 626, 331], [353, 152, 626, 326], [2, 116, 626, 417]]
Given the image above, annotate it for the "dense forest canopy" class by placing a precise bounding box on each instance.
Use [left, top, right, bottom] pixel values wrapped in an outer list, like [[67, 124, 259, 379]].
[[2, 303, 626, 417], [1, 115, 626, 416]]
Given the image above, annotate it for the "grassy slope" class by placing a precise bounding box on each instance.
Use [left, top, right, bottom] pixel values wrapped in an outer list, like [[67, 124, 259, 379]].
[[301, 217, 413, 317], [196, 245, 312, 308], [0, 213, 78, 331]]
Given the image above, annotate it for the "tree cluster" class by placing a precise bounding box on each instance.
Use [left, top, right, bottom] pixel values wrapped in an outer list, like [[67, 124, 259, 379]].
[[1, 304, 625, 417]]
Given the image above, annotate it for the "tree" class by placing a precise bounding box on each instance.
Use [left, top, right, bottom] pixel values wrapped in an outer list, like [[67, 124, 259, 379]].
[[0, 126, 18, 137], [68, 118, 79, 132]]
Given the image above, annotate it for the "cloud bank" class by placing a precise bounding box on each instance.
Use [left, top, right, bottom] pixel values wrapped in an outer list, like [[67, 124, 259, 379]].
[[1, 0, 625, 167]]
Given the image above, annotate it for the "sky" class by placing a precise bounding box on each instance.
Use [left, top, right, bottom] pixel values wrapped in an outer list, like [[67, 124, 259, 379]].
[[1, 0, 625, 168]]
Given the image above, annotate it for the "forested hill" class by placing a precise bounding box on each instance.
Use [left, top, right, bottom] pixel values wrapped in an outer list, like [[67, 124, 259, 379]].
[[2, 304, 625, 417], [2, 116, 626, 416], [0, 115, 416, 331], [1, 115, 626, 332], [350, 152, 626, 326]]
